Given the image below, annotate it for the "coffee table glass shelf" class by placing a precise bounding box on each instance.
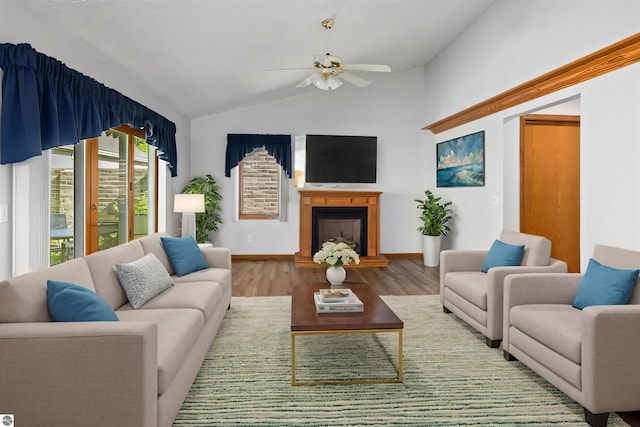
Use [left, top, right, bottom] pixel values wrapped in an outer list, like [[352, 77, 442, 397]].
[[290, 283, 404, 386]]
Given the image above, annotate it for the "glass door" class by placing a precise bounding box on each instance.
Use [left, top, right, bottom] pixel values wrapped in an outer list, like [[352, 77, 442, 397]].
[[132, 136, 155, 239], [86, 126, 156, 255], [50, 146, 75, 265], [86, 131, 128, 253]]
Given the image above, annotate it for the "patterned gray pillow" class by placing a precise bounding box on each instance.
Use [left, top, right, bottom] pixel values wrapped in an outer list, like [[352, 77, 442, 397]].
[[116, 253, 174, 309]]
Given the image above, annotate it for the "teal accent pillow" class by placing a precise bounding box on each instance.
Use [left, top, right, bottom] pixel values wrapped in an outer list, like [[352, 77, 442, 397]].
[[47, 280, 119, 322], [481, 240, 525, 273], [161, 235, 209, 277], [572, 258, 640, 310], [116, 253, 174, 309]]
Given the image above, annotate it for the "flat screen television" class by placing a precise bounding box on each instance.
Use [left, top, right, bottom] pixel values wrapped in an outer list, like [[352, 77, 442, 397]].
[[305, 135, 377, 184]]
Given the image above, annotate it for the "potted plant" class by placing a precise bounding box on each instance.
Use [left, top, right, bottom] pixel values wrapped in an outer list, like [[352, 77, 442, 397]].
[[415, 190, 453, 267], [182, 174, 223, 243]]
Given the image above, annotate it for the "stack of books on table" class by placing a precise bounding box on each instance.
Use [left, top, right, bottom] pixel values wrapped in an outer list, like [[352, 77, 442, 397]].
[[314, 288, 364, 313]]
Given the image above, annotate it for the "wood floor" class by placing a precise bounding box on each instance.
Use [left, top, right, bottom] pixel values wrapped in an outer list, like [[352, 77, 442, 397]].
[[231, 258, 640, 427], [232, 257, 439, 297]]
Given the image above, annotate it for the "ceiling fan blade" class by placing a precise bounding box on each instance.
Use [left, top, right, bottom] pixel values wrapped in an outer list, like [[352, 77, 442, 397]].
[[296, 74, 317, 88], [343, 64, 391, 73], [340, 71, 370, 87]]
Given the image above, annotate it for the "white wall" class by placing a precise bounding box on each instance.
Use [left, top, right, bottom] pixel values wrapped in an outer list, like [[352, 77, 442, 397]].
[[4, 0, 640, 274], [423, 0, 640, 269], [425, 0, 640, 122], [191, 68, 430, 255], [0, 1, 191, 279]]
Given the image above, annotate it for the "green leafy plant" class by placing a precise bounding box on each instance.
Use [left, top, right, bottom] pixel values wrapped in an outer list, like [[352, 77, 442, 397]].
[[415, 190, 453, 236], [133, 191, 148, 215], [182, 174, 223, 243]]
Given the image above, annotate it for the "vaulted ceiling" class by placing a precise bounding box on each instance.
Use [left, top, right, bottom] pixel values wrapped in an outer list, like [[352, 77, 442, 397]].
[[16, 0, 495, 119]]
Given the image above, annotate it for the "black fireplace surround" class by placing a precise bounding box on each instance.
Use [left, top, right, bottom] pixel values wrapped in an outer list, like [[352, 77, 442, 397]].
[[311, 206, 368, 256]]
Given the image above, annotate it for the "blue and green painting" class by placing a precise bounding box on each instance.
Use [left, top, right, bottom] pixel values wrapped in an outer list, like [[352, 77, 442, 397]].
[[437, 131, 485, 187]]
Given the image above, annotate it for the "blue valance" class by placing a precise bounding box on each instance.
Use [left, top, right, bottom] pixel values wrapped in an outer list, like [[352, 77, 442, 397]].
[[0, 43, 178, 176], [225, 134, 292, 178]]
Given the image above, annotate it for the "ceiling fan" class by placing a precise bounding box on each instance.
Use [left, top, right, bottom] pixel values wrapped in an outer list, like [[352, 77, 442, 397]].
[[295, 53, 391, 90]]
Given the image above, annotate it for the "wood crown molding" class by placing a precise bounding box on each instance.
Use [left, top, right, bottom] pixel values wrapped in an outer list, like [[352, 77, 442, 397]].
[[424, 32, 640, 134]]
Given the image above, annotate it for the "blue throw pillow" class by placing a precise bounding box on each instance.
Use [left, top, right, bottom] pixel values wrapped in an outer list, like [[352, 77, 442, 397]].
[[161, 235, 209, 277], [481, 240, 525, 273], [47, 280, 119, 322], [572, 258, 640, 310]]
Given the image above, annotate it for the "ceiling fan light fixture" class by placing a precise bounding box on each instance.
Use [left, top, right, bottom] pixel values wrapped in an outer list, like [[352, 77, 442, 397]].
[[294, 52, 388, 90], [310, 74, 326, 90], [326, 74, 343, 89], [311, 73, 342, 90]]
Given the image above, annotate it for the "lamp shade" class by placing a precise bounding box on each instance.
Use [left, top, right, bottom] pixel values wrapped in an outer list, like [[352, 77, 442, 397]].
[[174, 194, 205, 213]]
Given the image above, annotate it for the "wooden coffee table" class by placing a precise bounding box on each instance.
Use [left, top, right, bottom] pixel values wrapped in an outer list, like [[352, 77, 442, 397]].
[[290, 282, 403, 386]]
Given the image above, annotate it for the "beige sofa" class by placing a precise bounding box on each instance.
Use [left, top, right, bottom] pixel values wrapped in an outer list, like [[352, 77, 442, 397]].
[[440, 230, 567, 347], [503, 244, 640, 427], [0, 232, 232, 427]]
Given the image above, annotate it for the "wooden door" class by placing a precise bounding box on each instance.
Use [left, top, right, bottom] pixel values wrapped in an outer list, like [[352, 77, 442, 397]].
[[85, 138, 100, 254], [85, 134, 128, 254], [85, 126, 153, 255], [520, 115, 580, 272]]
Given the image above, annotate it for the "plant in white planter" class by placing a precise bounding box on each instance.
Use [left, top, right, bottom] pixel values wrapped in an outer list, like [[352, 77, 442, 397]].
[[415, 190, 453, 267]]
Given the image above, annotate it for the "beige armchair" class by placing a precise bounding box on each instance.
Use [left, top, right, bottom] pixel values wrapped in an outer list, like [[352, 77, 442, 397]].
[[503, 244, 640, 427], [440, 230, 567, 347]]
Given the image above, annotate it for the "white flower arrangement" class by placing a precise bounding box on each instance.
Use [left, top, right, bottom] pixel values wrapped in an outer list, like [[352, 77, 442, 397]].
[[313, 241, 360, 267]]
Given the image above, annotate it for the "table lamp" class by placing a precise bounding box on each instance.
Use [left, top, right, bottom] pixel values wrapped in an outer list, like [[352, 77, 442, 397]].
[[174, 194, 205, 238]]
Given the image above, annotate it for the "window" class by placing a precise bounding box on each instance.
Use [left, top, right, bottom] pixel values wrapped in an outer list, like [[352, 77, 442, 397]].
[[239, 148, 280, 219], [225, 134, 291, 223], [49, 147, 75, 265]]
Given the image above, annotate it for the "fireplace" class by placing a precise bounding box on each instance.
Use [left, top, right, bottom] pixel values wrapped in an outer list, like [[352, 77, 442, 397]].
[[312, 207, 368, 256], [295, 189, 388, 267]]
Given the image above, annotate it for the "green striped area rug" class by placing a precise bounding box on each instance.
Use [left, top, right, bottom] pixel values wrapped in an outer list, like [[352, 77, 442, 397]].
[[174, 295, 628, 426]]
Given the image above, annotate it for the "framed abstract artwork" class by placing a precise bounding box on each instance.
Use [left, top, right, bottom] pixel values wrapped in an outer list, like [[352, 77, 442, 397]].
[[436, 130, 485, 187]]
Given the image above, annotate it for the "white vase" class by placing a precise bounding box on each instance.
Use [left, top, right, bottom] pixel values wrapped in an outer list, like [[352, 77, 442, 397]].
[[326, 265, 347, 287], [422, 235, 441, 267]]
